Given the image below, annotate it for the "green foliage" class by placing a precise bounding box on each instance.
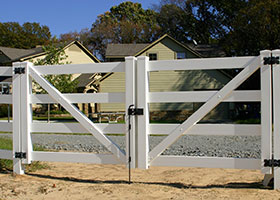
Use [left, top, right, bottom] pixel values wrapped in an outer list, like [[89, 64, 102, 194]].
[[0, 105, 11, 118], [0, 22, 51, 49], [156, 0, 280, 56], [33, 43, 78, 94], [0, 137, 12, 150], [34, 43, 69, 66], [0, 137, 48, 172], [220, 0, 280, 56], [89, 1, 161, 60], [47, 109, 69, 115], [155, 0, 226, 44], [235, 118, 261, 124]]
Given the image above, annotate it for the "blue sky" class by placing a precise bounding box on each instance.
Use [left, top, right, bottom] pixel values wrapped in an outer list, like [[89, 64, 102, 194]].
[[0, 0, 158, 37]]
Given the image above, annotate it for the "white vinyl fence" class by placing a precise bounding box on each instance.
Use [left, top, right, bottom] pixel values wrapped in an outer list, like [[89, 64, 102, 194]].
[[0, 50, 280, 189]]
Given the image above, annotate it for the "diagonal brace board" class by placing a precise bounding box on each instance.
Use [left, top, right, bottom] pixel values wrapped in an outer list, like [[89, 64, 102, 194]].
[[149, 56, 260, 162], [29, 66, 126, 163]]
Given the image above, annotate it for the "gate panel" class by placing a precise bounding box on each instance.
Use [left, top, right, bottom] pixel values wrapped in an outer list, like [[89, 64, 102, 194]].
[[29, 64, 126, 163], [149, 56, 260, 163]]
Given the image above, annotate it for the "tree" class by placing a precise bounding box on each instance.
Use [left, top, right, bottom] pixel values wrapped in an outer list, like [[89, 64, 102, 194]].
[[156, 4, 191, 43], [89, 1, 161, 60], [155, 0, 225, 44], [33, 43, 78, 94], [220, 0, 280, 56], [0, 22, 51, 49], [155, 0, 280, 56], [58, 28, 93, 54]]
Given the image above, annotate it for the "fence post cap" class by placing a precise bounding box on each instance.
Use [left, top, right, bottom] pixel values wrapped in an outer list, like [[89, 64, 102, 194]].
[[125, 56, 136, 61], [137, 56, 149, 61]]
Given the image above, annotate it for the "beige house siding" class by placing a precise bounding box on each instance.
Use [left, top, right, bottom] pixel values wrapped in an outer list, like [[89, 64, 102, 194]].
[[64, 44, 95, 64], [100, 72, 126, 112], [100, 70, 230, 112], [100, 36, 231, 121], [139, 37, 197, 60], [27, 43, 96, 80]]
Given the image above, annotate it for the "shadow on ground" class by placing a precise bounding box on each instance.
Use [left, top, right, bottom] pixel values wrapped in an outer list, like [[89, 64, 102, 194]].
[[26, 172, 272, 190]]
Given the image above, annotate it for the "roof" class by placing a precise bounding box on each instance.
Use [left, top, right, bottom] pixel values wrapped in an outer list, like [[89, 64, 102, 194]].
[[77, 74, 95, 88], [0, 76, 12, 83], [105, 34, 203, 58], [0, 46, 43, 62], [190, 44, 226, 58], [0, 40, 100, 64], [106, 43, 149, 57], [135, 34, 203, 57]]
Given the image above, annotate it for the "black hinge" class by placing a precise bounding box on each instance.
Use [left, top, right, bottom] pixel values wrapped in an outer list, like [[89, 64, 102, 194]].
[[264, 159, 280, 167], [15, 152, 26, 159], [14, 67, 25, 74], [128, 108, 144, 115], [263, 56, 280, 65]]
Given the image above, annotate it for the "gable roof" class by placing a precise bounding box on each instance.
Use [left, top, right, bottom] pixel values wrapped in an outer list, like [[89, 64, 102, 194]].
[[105, 34, 203, 58], [20, 40, 100, 63], [134, 34, 203, 57], [0, 46, 43, 62], [0, 40, 100, 64]]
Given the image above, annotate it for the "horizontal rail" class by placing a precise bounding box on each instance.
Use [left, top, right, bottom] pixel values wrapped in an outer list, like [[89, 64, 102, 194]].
[[0, 67, 12, 76], [31, 93, 125, 104], [0, 95, 12, 103], [0, 121, 12, 132], [149, 56, 256, 71], [32, 151, 122, 164], [0, 150, 13, 159], [149, 90, 260, 103], [151, 156, 261, 170], [31, 123, 259, 136], [31, 123, 125, 134], [149, 124, 261, 136], [33, 62, 125, 74]]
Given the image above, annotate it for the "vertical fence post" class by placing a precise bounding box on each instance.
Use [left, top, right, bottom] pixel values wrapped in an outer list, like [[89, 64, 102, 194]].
[[12, 62, 24, 174], [20, 62, 33, 164], [125, 57, 136, 168], [136, 56, 150, 169], [260, 50, 273, 175], [272, 49, 280, 189]]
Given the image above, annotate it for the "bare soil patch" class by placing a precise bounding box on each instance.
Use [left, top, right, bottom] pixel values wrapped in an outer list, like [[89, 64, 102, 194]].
[[0, 162, 279, 200]]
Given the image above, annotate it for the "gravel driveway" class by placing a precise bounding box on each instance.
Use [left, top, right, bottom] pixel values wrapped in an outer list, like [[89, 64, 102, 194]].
[[0, 133, 261, 158]]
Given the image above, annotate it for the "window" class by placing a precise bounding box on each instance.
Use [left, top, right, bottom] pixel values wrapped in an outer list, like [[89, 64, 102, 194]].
[[148, 53, 157, 61], [177, 52, 186, 59]]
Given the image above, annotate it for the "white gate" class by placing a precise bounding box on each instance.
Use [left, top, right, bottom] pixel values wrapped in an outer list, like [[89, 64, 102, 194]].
[[130, 50, 279, 189], [0, 59, 138, 175], [0, 50, 280, 189]]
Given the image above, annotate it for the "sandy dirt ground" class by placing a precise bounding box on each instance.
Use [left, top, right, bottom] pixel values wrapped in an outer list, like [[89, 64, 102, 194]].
[[0, 162, 280, 200]]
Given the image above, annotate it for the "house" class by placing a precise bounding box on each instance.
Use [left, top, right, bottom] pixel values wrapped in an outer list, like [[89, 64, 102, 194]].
[[0, 40, 100, 85], [0, 41, 99, 65], [88, 34, 232, 122], [0, 41, 100, 113]]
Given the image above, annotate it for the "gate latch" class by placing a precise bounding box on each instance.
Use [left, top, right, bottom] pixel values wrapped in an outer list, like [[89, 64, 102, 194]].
[[263, 56, 280, 65], [15, 152, 26, 159], [14, 67, 25, 74], [128, 108, 144, 116], [264, 159, 280, 167]]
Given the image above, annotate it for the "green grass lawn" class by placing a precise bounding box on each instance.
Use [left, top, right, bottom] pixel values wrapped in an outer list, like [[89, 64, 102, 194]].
[[0, 137, 49, 172]]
